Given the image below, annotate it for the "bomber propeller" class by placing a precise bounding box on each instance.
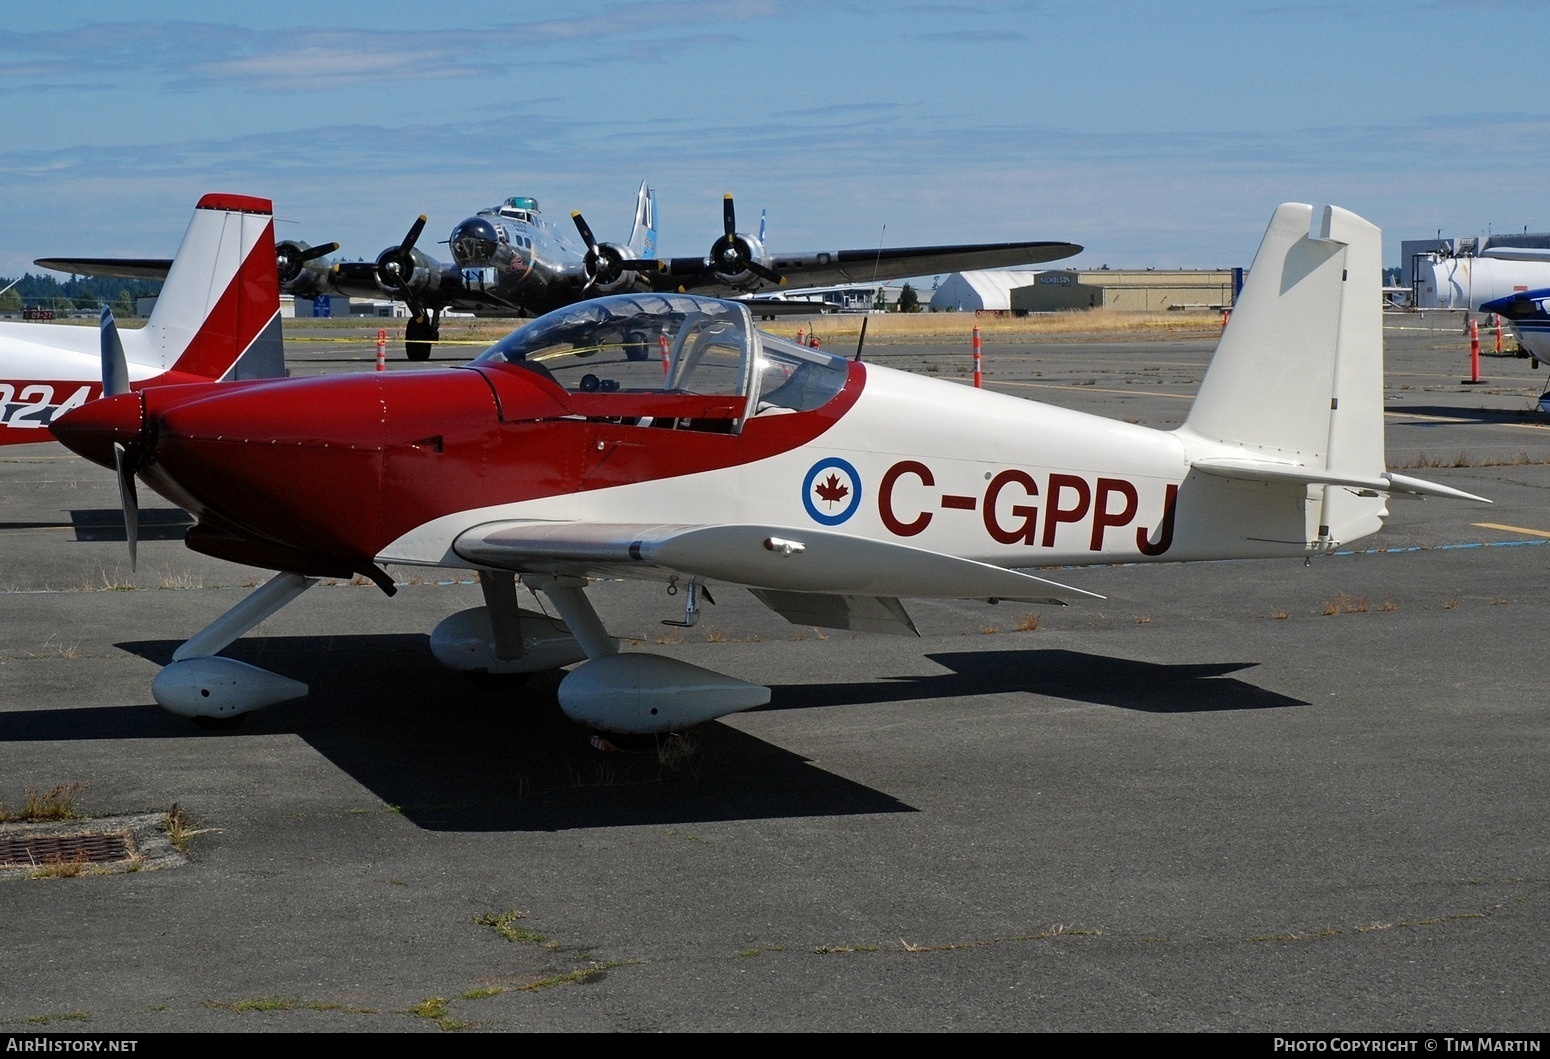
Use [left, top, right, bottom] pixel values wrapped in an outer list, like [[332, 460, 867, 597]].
[[376, 215, 428, 308], [708, 194, 784, 286], [571, 209, 663, 293], [274, 239, 340, 288]]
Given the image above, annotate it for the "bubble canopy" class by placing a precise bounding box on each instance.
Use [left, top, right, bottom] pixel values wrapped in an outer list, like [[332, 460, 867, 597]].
[[475, 294, 849, 424]]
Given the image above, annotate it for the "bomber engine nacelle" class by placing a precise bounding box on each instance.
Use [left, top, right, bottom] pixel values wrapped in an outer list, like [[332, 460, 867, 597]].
[[710, 230, 774, 290], [274, 239, 340, 298], [707, 194, 784, 292], [584, 242, 650, 294], [375, 243, 450, 302]]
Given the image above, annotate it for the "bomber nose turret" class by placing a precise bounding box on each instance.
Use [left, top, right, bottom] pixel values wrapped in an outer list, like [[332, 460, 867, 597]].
[[449, 216, 503, 267]]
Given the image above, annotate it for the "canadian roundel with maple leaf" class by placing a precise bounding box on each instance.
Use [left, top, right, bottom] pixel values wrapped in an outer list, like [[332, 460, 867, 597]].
[[801, 457, 862, 526]]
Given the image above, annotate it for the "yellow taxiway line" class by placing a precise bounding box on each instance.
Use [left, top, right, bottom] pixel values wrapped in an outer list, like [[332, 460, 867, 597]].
[[1475, 522, 1550, 539]]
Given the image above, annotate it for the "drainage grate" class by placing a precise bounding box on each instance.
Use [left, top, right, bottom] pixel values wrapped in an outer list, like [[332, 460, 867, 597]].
[[0, 831, 133, 867]]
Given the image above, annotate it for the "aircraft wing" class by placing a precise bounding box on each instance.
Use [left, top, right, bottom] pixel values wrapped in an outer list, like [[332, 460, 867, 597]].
[[452, 520, 1102, 604], [660, 240, 1082, 293], [34, 257, 175, 281]]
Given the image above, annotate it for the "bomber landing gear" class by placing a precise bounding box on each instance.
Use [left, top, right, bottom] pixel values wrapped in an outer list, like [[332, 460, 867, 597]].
[[405, 311, 440, 362]]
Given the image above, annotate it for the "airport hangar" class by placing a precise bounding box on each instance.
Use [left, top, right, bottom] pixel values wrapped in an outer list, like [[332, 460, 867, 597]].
[[929, 267, 1242, 314]]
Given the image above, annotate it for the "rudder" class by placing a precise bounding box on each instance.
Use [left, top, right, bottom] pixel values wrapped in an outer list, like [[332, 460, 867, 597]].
[[1181, 203, 1387, 544], [133, 194, 284, 382]]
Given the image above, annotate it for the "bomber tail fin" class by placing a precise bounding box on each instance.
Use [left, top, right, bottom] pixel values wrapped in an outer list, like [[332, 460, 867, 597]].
[[625, 181, 657, 260], [124, 194, 285, 383], [1180, 203, 1485, 548]]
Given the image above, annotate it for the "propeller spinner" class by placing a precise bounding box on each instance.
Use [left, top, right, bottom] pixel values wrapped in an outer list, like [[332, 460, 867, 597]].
[[275, 239, 340, 288], [708, 194, 784, 287], [571, 209, 662, 292], [376, 215, 429, 306]]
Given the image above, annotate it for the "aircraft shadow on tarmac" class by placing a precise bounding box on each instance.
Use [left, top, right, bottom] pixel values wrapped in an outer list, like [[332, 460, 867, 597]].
[[1386, 403, 1545, 426], [70, 508, 192, 542], [0, 509, 191, 538], [0, 637, 1301, 832], [762, 649, 1306, 715]]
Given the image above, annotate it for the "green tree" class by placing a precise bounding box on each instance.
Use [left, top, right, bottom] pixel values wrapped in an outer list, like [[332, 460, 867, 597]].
[[0, 285, 21, 312], [897, 282, 920, 313]]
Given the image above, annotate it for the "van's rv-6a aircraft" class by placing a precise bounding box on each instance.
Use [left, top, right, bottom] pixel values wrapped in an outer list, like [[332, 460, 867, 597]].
[[40, 182, 1084, 362], [53, 202, 1489, 735], [0, 194, 284, 446]]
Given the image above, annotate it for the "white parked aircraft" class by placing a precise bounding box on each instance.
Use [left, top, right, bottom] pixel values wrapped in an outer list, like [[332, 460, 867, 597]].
[[0, 194, 284, 446], [54, 203, 1489, 733]]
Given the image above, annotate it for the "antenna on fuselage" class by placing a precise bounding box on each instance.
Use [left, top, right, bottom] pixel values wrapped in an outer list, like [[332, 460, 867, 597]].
[[855, 315, 868, 361]]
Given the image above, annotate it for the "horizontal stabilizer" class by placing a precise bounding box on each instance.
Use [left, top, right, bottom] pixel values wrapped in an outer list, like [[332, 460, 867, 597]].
[[454, 521, 1103, 602], [1192, 458, 1491, 503]]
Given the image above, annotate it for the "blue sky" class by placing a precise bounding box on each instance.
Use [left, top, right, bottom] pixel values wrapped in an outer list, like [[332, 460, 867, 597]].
[[1, 1, 1542, 279]]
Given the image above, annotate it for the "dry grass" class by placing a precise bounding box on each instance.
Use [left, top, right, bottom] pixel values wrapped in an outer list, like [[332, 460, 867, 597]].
[[1322, 595, 1369, 616], [1014, 613, 1040, 632], [378, 308, 1226, 347], [657, 732, 701, 775], [0, 783, 88, 823], [162, 803, 216, 853], [1391, 449, 1550, 470], [28, 853, 90, 879]]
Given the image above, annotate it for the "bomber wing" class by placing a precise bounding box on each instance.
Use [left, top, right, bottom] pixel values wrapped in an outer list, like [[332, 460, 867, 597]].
[[34, 257, 174, 281], [660, 239, 1082, 294]]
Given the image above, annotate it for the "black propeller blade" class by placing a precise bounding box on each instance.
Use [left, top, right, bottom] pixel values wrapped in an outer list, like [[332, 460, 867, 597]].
[[375, 215, 429, 311], [572, 209, 663, 292], [275, 240, 340, 286], [709, 193, 784, 286]]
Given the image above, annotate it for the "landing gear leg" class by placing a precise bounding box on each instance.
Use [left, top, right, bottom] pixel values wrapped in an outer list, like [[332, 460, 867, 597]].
[[152, 572, 316, 722], [523, 574, 618, 660], [404, 309, 441, 362]]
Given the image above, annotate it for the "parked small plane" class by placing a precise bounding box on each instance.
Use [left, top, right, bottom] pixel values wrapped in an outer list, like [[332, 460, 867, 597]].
[[53, 202, 1488, 734], [40, 183, 1083, 361], [1, 193, 284, 446], [1481, 286, 1550, 364]]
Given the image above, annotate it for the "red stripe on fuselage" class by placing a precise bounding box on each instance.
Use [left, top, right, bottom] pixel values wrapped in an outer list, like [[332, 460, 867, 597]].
[[165, 216, 280, 382], [119, 361, 866, 570]]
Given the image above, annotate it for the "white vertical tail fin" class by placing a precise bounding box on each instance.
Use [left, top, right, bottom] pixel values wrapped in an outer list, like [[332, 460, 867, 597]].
[[1181, 203, 1485, 548], [625, 181, 657, 260], [125, 193, 285, 382]]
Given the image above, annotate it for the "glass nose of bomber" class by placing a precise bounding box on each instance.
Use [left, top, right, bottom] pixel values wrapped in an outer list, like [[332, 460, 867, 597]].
[[449, 216, 502, 267]]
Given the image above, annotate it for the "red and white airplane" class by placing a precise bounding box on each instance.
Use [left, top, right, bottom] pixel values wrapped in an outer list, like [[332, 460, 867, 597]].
[[53, 202, 1488, 733], [0, 193, 284, 446]]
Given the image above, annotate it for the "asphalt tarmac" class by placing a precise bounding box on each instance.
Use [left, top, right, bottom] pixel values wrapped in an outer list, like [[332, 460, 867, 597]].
[[1, 314, 1547, 1032]]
